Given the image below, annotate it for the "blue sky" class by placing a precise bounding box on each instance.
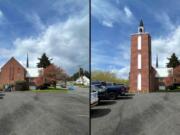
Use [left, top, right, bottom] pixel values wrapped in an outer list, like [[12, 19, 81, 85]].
[[0, 0, 89, 75], [92, 0, 180, 79]]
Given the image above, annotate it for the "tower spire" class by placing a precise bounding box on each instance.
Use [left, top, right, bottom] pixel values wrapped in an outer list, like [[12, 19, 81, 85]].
[[156, 54, 158, 68], [138, 19, 145, 33], [26, 53, 29, 68], [139, 19, 144, 27]]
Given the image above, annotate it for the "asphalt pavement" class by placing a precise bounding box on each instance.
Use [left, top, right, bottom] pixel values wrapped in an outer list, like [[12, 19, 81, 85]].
[[0, 87, 89, 135], [91, 92, 180, 135]]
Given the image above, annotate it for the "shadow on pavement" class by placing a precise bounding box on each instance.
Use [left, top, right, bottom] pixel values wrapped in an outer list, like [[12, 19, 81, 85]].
[[0, 93, 5, 99], [126, 93, 135, 96], [91, 108, 111, 118], [117, 95, 133, 100], [98, 100, 116, 106]]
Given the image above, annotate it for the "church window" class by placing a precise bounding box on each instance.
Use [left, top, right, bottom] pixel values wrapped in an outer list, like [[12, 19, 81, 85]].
[[137, 35, 141, 50], [138, 54, 141, 69], [137, 73, 141, 91]]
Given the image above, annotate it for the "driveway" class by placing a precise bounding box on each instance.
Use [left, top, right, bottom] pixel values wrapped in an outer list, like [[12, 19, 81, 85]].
[[91, 93, 180, 135], [0, 88, 89, 135]]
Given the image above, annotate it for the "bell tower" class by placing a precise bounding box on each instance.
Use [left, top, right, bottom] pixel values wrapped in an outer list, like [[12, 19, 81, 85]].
[[129, 20, 152, 93]]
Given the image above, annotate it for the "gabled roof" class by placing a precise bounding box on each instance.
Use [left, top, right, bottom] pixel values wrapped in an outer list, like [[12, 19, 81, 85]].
[[155, 68, 173, 78], [1, 57, 25, 70], [26, 68, 43, 78]]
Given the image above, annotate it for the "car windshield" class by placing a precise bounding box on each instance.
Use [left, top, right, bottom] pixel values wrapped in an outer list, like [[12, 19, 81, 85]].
[[91, 85, 105, 92]]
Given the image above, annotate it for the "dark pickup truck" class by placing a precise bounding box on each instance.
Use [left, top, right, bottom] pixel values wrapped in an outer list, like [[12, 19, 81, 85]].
[[101, 85, 128, 100], [92, 81, 128, 100]]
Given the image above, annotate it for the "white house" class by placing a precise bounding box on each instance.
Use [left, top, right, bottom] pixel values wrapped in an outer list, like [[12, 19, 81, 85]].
[[76, 76, 89, 86]]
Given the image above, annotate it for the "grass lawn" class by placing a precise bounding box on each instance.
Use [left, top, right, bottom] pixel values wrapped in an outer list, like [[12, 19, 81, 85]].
[[31, 87, 68, 93]]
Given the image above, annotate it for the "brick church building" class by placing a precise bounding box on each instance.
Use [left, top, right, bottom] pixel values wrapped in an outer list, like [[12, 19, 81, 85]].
[[0, 56, 43, 90], [129, 20, 180, 93]]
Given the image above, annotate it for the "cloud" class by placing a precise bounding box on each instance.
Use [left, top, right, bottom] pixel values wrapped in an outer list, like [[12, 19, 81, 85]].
[[0, 13, 89, 75], [124, 6, 132, 18], [92, 0, 135, 27], [92, 40, 130, 79], [102, 20, 113, 27], [0, 9, 6, 24], [25, 13, 46, 31], [111, 66, 130, 79], [154, 12, 175, 31], [53, 0, 88, 17], [152, 25, 180, 68], [0, 10, 3, 18]]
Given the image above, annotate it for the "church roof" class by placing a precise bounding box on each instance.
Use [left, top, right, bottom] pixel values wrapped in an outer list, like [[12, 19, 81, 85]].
[[155, 68, 173, 78], [1, 57, 25, 70], [26, 68, 43, 78]]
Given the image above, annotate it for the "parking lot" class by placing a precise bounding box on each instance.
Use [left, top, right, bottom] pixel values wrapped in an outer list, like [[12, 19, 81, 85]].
[[91, 92, 180, 135], [0, 87, 89, 135]]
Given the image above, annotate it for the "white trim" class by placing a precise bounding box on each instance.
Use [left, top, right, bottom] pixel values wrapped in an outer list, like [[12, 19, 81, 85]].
[[138, 54, 141, 69], [137, 35, 141, 50], [137, 73, 141, 91], [130, 32, 149, 36]]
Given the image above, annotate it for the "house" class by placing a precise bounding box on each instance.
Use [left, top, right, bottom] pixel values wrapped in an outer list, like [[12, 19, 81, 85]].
[[0, 57, 43, 90], [76, 75, 89, 86]]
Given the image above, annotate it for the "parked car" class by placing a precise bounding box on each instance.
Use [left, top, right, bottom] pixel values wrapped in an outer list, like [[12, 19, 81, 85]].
[[91, 84, 106, 102], [105, 85, 128, 100], [92, 83, 128, 100], [91, 88, 98, 107]]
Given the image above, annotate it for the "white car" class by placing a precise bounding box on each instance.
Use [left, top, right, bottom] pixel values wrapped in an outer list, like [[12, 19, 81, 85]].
[[91, 90, 98, 107]]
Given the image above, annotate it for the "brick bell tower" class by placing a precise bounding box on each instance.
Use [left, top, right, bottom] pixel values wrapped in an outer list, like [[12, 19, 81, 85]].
[[129, 20, 152, 93]]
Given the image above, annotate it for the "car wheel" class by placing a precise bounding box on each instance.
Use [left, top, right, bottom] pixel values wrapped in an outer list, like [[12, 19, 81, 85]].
[[108, 92, 117, 100]]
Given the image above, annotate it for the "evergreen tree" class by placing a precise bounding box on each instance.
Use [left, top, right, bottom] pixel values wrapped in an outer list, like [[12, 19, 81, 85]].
[[166, 53, 180, 68], [84, 70, 90, 78], [71, 72, 79, 81], [37, 53, 52, 68], [71, 69, 89, 81], [79, 68, 84, 76]]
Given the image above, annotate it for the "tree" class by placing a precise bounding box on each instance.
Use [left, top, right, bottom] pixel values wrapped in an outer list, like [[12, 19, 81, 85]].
[[92, 70, 129, 85], [71, 69, 90, 81], [44, 64, 69, 88], [71, 72, 79, 81], [164, 76, 174, 87], [34, 76, 44, 88], [37, 53, 52, 68], [84, 70, 90, 78], [166, 53, 180, 68]]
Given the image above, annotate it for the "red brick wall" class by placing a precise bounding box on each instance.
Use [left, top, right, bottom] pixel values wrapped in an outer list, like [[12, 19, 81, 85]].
[[129, 33, 152, 93], [173, 65, 180, 84], [129, 35, 138, 92], [150, 67, 158, 91], [0, 57, 26, 86]]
